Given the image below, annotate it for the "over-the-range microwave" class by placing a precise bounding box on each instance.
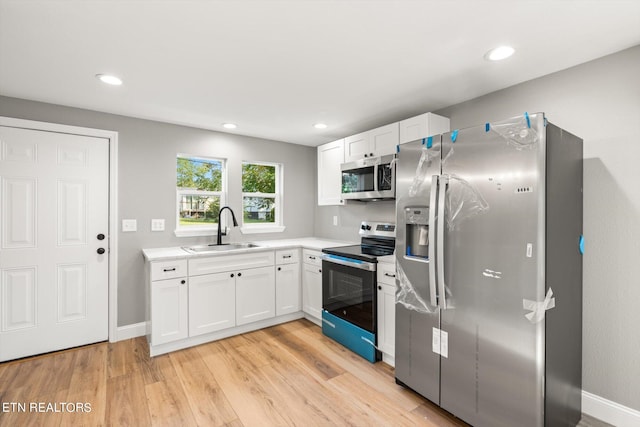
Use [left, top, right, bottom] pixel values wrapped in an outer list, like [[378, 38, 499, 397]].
[[340, 154, 396, 201]]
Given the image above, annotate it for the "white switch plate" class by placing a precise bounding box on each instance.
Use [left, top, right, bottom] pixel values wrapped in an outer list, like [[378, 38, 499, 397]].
[[333, 215, 338, 226], [122, 219, 137, 232], [151, 219, 165, 231]]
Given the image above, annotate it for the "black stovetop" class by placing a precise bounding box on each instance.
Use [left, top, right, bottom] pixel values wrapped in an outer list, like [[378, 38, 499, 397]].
[[322, 236, 394, 263]]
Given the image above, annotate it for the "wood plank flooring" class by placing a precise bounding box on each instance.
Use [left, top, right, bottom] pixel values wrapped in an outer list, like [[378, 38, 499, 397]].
[[0, 319, 610, 426]]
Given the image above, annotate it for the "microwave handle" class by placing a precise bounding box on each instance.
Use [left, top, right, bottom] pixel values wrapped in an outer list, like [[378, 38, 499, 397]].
[[373, 163, 379, 192]]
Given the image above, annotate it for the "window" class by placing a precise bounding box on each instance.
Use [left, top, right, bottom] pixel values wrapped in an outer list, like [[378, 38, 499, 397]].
[[175, 155, 226, 237], [241, 161, 285, 233]]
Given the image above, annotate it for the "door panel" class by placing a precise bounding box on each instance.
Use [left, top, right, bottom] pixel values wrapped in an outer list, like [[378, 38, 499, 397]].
[[1, 267, 37, 331], [0, 125, 109, 361], [439, 116, 545, 427], [394, 137, 442, 404], [2, 177, 36, 248], [56, 264, 87, 322]]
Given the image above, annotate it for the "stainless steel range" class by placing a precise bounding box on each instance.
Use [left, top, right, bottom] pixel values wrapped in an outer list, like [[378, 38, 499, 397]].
[[321, 221, 395, 362]]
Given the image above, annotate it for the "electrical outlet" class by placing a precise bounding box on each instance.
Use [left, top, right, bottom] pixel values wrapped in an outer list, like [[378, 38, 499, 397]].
[[151, 219, 165, 231], [122, 219, 137, 232]]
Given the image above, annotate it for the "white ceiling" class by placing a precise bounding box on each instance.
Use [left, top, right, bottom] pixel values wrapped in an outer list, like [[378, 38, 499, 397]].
[[1, 1, 639, 146]]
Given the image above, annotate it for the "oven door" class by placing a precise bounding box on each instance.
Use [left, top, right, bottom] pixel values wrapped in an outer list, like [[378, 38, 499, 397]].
[[321, 255, 377, 333]]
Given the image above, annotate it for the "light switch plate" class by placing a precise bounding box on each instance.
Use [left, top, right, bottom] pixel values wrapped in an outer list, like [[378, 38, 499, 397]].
[[333, 215, 338, 226], [151, 219, 165, 231], [122, 219, 137, 232]]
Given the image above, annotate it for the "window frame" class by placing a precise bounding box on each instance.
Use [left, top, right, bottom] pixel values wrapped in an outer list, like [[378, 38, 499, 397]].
[[240, 160, 285, 234], [175, 154, 228, 237]]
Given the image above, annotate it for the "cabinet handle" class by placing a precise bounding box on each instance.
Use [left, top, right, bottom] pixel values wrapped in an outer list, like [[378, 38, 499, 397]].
[[384, 273, 396, 278], [283, 255, 292, 259], [277, 267, 281, 271], [378, 285, 382, 290], [309, 256, 316, 260], [230, 273, 235, 278], [364, 153, 368, 158], [97, 248, 106, 255], [238, 272, 242, 277], [319, 269, 322, 273], [370, 152, 374, 157], [163, 267, 176, 272], [181, 280, 186, 285]]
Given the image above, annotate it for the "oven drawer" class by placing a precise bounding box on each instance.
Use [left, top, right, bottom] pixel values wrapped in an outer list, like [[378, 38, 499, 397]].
[[322, 310, 378, 363]]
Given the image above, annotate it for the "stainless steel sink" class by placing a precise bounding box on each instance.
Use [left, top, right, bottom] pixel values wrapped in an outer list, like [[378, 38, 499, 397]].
[[182, 243, 260, 254]]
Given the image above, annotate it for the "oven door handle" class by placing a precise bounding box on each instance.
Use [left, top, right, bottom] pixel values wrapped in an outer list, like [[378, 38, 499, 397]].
[[321, 254, 376, 272]]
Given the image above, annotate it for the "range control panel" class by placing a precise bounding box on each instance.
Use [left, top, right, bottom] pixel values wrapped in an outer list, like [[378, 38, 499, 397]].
[[359, 221, 396, 238]]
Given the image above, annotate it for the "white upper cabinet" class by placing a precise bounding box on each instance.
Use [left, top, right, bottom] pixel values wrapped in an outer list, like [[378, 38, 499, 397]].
[[399, 112, 450, 144], [344, 123, 399, 162], [317, 139, 345, 206]]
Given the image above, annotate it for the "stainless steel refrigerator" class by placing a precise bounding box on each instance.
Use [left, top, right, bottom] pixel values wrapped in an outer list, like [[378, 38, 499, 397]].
[[395, 113, 583, 427]]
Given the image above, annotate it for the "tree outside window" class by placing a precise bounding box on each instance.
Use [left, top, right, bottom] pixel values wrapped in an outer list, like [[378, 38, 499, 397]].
[[242, 162, 281, 228], [176, 155, 226, 234]]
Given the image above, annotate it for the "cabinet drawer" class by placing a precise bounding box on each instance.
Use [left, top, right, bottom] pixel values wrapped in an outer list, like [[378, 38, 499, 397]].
[[377, 261, 396, 286], [151, 259, 187, 281], [189, 251, 275, 276], [302, 249, 322, 266], [276, 249, 300, 265]]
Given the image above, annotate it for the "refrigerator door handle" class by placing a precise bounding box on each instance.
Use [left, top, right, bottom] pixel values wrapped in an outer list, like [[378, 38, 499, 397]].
[[428, 175, 439, 307], [437, 175, 448, 309]]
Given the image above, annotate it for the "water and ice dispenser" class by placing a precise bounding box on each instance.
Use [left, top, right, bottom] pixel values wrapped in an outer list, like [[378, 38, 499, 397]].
[[404, 207, 429, 259]]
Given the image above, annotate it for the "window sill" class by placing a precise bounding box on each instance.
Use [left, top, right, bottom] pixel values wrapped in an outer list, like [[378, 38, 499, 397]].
[[174, 228, 218, 238], [240, 225, 286, 234]]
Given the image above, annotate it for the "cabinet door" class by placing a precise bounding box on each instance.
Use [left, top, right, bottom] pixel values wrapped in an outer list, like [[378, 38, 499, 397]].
[[189, 272, 236, 336], [369, 122, 399, 157], [399, 113, 451, 144], [344, 132, 369, 162], [377, 282, 396, 358], [236, 266, 276, 326], [302, 263, 322, 320], [276, 263, 301, 316], [317, 139, 345, 205], [151, 278, 188, 345]]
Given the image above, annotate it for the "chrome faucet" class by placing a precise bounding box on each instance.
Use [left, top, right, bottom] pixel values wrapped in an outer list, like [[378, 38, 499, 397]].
[[217, 206, 239, 245]]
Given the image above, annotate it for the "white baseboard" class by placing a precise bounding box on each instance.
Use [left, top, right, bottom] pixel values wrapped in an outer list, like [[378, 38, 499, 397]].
[[114, 321, 148, 341], [582, 390, 640, 427]]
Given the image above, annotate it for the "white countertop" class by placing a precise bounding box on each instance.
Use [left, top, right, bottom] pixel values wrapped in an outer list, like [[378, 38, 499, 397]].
[[142, 237, 356, 262]]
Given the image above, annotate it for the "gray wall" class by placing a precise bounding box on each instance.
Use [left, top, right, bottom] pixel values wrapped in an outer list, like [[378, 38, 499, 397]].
[[0, 97, 317, 326], [316, 45, 640, 411]]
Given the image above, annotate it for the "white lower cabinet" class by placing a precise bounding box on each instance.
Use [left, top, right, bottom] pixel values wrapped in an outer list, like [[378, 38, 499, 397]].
[[236, 266, 276, 326], [302, 250, 323, 323], [275, 249, 301, 316], [377, 260, 396, 365], [151, 277, 188, 345], [189, 272, 236, 336]]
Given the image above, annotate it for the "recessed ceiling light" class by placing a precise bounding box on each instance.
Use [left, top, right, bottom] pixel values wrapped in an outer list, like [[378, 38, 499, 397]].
[[222, 123, 237, 129], [314, 123, 328, 129], [95, 74, 123, 85], [484, 46, 515, 61]]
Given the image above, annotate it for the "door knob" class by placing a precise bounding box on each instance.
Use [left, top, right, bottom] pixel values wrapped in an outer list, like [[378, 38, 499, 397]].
[[97, 233, 105, 240], [97, 248, 105, 254]]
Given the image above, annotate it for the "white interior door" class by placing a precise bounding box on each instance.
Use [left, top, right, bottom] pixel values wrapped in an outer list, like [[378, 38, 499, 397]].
[[0, 125, 109, 361]]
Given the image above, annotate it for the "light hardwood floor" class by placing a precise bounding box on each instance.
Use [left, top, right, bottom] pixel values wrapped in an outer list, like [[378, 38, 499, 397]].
[[0, 319, 609, 426]]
